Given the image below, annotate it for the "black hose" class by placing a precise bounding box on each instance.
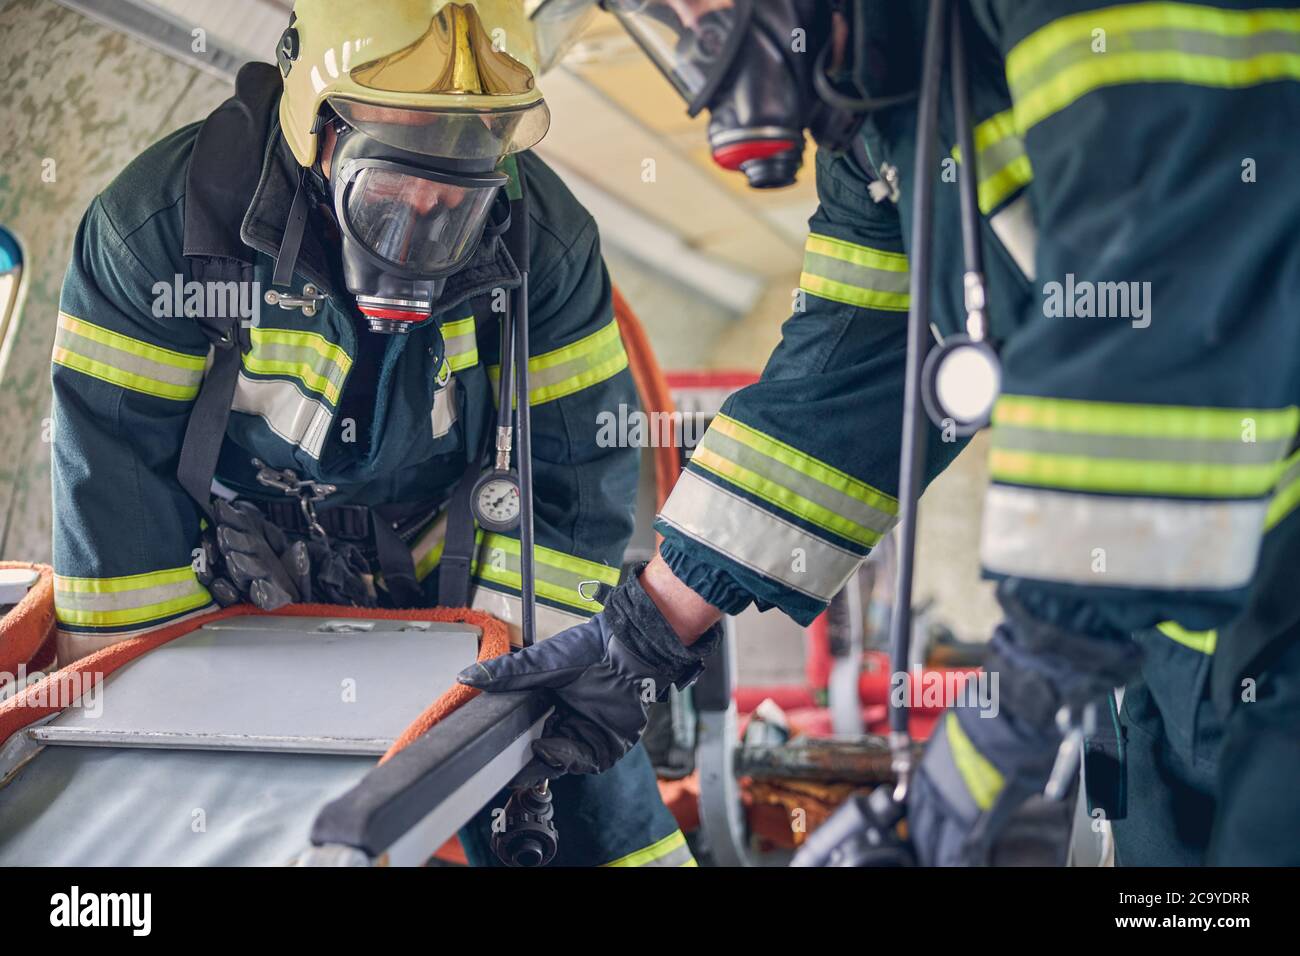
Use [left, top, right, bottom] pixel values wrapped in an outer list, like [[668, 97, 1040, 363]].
[[950, 5, 984, 281], [514, 277, 537, 649], [888, 0, 950, 759]]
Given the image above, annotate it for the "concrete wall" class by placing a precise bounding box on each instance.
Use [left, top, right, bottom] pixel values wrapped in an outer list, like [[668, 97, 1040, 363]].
[[0, 0, 230, 560]]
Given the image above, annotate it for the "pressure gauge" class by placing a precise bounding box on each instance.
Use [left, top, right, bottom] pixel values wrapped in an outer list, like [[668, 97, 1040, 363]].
[[471, 469, 522, 532], [921, 335, 1001, 436]]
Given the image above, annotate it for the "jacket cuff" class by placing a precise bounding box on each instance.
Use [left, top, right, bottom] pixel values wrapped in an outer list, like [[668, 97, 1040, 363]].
[[656, 531, 828, 627]]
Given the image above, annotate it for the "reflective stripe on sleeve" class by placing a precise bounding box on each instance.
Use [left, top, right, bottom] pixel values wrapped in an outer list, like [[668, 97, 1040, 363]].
[[601, 830, 696, 867], [953, 108, 1033, 214], [691, 414, 898, 549], [980, 484, 1266, 588], [990, 395, 1298, 498], [799, 233, 911, 312], [1265, 448, 1300, 530], [1007, 3, 1300, 133], [54, 566, 212, 628], [52, 312, 206, 401], [488, 319, 629, 406], [658, 469, 867, 603]]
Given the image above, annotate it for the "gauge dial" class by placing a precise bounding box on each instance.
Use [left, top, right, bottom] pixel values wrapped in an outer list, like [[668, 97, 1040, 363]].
[[472, 471, 522, 532]]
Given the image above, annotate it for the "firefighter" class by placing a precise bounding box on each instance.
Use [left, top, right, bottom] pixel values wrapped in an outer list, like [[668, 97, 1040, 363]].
[[467, 0, 1300, 864], [50, 0, 692, 868]]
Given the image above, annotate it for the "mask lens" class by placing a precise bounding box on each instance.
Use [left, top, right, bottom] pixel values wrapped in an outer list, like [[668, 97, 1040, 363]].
[[607, 0, 741, 105], [342, 166, 500, 275]]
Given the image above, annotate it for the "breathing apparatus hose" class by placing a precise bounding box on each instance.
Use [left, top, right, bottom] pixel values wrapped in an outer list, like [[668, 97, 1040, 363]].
[[515, 277, 538, 650], [887, 0, 950, 801]]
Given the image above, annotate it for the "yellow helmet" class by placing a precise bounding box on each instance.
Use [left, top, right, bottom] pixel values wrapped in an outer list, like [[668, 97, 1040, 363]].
[[277, 0, 551, 168]]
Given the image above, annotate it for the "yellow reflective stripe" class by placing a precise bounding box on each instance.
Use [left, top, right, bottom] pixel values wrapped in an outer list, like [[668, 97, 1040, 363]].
[[53, 312, 205, 401], [1265, 449, 1300, 530], [1157, 621, 1218, 654], [441, 315, 479, 372], [995, 394, 1299, 441], [1007, 3, 1300, 133], [953, 108, 1034, 213], [54, 566, 212, 628], [245, 327, 351, 404], [412, 520, 619, 611], [489, 319, 630, 405], [989, 448, 1281, 497], [799, 233, 911, 312], [601, 830, 694, 867], [476, 532, 620, 611], [991, 395, 1298, 497], [945, 712, 1004, 811], [691, 414, 897, 549]]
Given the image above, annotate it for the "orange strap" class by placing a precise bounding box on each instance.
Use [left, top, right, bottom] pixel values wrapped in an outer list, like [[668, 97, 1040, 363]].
[[0, 603, 511, 756], [612, 285, 682, 512], [0, 562, 56, 681]]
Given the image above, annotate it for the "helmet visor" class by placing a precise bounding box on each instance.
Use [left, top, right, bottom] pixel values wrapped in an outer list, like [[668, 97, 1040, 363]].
[[604, 0, 747, 109], [338, 161, 505, 276], [330, 97, 551, 162]]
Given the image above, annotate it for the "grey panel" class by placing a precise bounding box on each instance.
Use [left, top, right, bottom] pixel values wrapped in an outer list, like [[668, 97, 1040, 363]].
[[33, 616, 480, 755], [0, 746, 374, 866]]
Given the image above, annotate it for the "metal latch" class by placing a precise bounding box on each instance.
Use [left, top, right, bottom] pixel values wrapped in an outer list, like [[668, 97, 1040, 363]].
[[252, 457, 337, 538], [264, 283, 327, 317]]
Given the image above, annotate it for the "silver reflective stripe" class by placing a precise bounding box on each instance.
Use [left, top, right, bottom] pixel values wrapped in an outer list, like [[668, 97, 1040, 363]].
[[1011, 25, 1300, 103], [231, 373, 333, 459], [431, 377, 458, 438], [440, 317, 479, 372], [658, 470, 864, 602], [980, 484, 1266, 589], [801, 250, 912, 297], [992, 425, 1290, 465], [696, 424, 898, 542], [988, 194, 1038, 281]]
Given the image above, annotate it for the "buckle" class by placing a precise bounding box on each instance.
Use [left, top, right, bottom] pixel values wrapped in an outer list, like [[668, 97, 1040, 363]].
[[252, 458, 336, 538]]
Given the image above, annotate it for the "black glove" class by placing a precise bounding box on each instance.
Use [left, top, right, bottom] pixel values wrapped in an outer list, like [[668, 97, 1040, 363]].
[[457, 567, 722, 787], [197, 499, 378, 610], [197, 499, 309, 610], [304, 535, 376, 607]]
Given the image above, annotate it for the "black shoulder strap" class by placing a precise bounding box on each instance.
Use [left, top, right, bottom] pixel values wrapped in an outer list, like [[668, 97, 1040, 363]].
[[176, 65, 281, 519], [438, 160, 529, 609]]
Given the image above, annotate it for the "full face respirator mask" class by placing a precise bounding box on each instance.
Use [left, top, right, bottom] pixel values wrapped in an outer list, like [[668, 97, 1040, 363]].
[[320, 110, 511, 333], [603, 0, 917, 189]]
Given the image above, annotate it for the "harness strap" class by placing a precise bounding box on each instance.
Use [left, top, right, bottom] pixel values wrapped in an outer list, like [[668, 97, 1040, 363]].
[[438, 162, 530, 612], [177, 258, 250, 519]]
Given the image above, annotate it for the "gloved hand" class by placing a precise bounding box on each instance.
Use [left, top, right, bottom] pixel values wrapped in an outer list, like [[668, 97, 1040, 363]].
[[303, 535, 376, 607], [197, 499, 309, 610], [907, 584, 1142, 865], [197, 499, 379, 610], [457, 566, 722, 787]]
